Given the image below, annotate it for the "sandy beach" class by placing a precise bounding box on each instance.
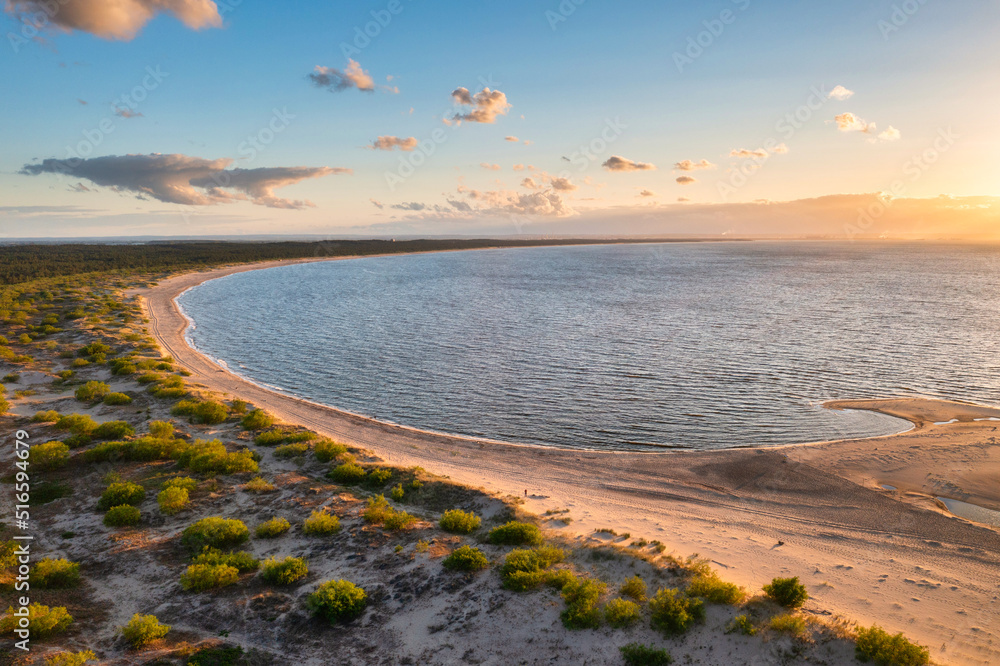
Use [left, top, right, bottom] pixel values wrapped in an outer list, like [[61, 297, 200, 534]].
[[136, 257, 1000, 665]]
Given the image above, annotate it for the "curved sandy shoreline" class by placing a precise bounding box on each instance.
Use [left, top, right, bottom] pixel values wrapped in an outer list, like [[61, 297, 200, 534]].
[[136, 256, 1000, 665]]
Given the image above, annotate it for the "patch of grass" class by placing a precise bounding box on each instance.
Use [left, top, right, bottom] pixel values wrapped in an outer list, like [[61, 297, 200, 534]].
[[74, 380, 110, 402], [604, 597, 641, 628], [762, 576, 809, 609], [181, 563, 240, 592], [28, 441, 70, 471], [43, 650, 97, 666], [230, 398, 249, 415], [243, 476, 275, 493], [255, 517, 291, 539], [97, 481, 145, 511], [55, 413, 97, 435], [120, 613, 170, 648], [620, 643, 673, 666], [329, 462, 367, 484], [687, 573, 745, 605], [855, 625, 930, 666], [103, 505, 141, 527], [31, 409, 61, 423], [500, 546, 566, 591], [273, 442, 309, 459], [29, 558, 80, 589], [192, 548, 260, 573], [366, 467, 392, 486], [30, 481, 72, 505], [313, 439, 347, 462], [649, 588, 706, 637], [307, 579, 367, 624], [261, 556, 308, 585], [157, 486, 190, 515], [303, 509, 341, 535], [439, 509, 481, 534], [0, 603, 73, 638], [363, 495, 416, 531], [241, 409, 273, 430], [390, 483, 405, 501], [561, 577, 607, 629], [93, 420, 135, 440], [164, 475, 198, 491], [182, 517, 249, 553], [487, 521, 543, 546], [620, 575, 648, 602], [442, 545, 489, 572], [103, 392, 133, 405], [186, 645, 248, 666], [726, 614, 757, 636], [178, 439, 258, 475], [768, 613, 807, 638], [149, 420, 175, 438]]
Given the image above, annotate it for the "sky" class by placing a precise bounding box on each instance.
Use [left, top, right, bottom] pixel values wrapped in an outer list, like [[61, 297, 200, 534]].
[[1, 0, 999, 239]]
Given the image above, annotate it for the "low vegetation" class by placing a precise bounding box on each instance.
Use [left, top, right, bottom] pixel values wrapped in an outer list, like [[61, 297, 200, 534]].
[[768, 613, 807, 638], [261, 556, 308, 585], [29, 558, 81, 589], [330, 461, 367, 484], [620, 643, 673, 666], [314, 439, 347, 462], [488, 521, 543, 546], [241, 408, 273, 430], [182, 517, 250, 553], [120, 613, 170, 648], [255, 517, 291, 538], [649, 588, 706, 636], [181, 563, 240, 592], [686, 572, 745, 605], [97, 481, 145, 511], [157, 486, 190, 515], [762, 576, 809, 609], [439, 508, 481, 534], [561, 576, 607, 629], [442, 545, 489, 572], [104, 505, 142, 527], [192, 548, 260, 573], [28, 441, 70, 471], [500, 546, 566, 591], [855, 624, 931, 666], [604, 597, 641, 628], [307, 579, 368, 624], [0, 603, 73, 638], [303, 509, 341, 535]]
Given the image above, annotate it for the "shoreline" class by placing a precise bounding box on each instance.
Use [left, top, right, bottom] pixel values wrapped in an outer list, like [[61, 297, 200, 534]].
[[136, 254, 1000, 665]]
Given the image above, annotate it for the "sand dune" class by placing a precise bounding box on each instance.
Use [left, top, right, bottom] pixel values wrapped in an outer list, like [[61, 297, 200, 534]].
[[136, 258, 1000, 665]]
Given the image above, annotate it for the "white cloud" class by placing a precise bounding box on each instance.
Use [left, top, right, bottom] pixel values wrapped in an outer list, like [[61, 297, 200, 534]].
[[674, 159, 716, 172], [3, 0, 222, 40], [449, 87, 511, 124], [310, 61, 396, 93], [370, 136, 418, 151], [828, 85, 855, 101]]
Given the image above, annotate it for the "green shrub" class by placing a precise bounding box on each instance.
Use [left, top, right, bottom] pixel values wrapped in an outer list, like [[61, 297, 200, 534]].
[[43, 649, 97, 666], [241, 409, 273, 430], [488, 521, 543, 546], [103, 392, 133, 405], [439, 509, 481, 534], [164, 475, 197, 491], [390, 483, 405, 501], [367, 467, 392, 486], [303, 509, 341, 535], [253, 429, 290, 446], [93, 420, 135, 440], [157, 487, 190, 515], [620, 643, 673, 666], [244, 476, 275, 493], [28, 441, 70, 470], [148, 420, 175, 438], [726, 614, 757, 636], [330, 462, 367, 484], [620, 575, 648, 602], [769, 613, 807, 637], [307, 580, 367, 624], [762, 576, 809, 609], [261, 556, 308, 585], [32, 409, 61, 423], [170, 399, 199, 416], [603, 597, 641, 628], [283, 431, 316, 443], [192, 548, 260, 573], [75, 380, 110, 402], [0, 603, 72, 638], [384, 509, 417, 531], [30, 558, 81, 588], [1, 373, 18, 383], [104, 505, 141, 527], [314, 439, 347, 462], [182, 517, 249, 553], [255, 517, 291, 539], [855, 625, 930, 666], [55, 413, 97, 435], [85, 436, 189, 464], [0, 396, 8, 414], [687, 573, 745, 605], [178, 439, 258, 475], [649, 588, 705, 636], [230, 398, 248, 414], [110, 359, 137, 375], [274, 442, 309, 459], [120, 613, 170, 648], [137, 372, 161, 384], [363, 495, 416, 530], [97, 481, 145, 510], [192, 401, 228, 425], [181, 563, 239, 592], [561, 577, 606, 629], [442, 545, 489, 572], [500, 546, 565, 591], [78, 342, 111, 357]]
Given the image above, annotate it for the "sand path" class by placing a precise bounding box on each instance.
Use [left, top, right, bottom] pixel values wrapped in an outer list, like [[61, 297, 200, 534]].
[[135, 257, 1000, 665]]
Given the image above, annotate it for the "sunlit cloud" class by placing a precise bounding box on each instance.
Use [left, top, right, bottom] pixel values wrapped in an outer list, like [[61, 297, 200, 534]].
[[676, 176, 697, 185], [480, 163, 502, 171], [828, 85, 855, 100], [729, 148, 768, 159], [877, 126, 901, 142], [20, 154, 350, 209], [505, 136, 519, 142], [639, 190, 656, 197], [602, 156, 656, 172], [309, 60, 396, 93], [370, 136, 418, 151], [448, 87, 511, 124], [674, 159, 716, 172], [3, 0, 222, 41], [835, 112, 875, 133]]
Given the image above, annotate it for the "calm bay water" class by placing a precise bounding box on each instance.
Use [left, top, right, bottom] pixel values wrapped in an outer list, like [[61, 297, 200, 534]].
[[178, 242, 1000, 451]]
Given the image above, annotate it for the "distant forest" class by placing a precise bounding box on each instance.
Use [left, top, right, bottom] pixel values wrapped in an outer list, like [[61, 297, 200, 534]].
[[0, 239, 674, 285]]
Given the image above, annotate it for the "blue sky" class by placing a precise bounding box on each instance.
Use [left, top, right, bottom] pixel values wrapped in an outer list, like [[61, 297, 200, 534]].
[[1, 0, 999, 237]]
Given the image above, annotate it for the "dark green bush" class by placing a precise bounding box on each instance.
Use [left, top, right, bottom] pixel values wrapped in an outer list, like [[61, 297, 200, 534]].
[[620, 643, 673, 666], [314, 439, 347, 462], [439, 509, 481, 534], [241, 409, 273, 430], [442, 545, 489, 572], [93, 420, 135, 440], [177, 439, 257, 475], [620, 575, 648, 602], [192, 401, 228, 425], [500, 546, 565, 591], [55, 413, 97, 435], [307, 580, 367, 624], [330, 462, 366, 484], [649, 588, 705, 636], [30, 558, 80, 588], [97, 481, 145, 510], [687, 573, 745, 605], [274, 442, 309, 459], [182, 517, 249, 553], [103, 504, 141, 527], [75, 380, 110, 402], [855, 625, 930, 666], [261, 556, 308, 585], [28, 441, 70, 470], [561, 577, 606, 629], [762, 576, 809, 609], [367, 467, 392, 486], [103, 392, 133, 405], [487, 521, 543, 546], [604, 598, 641, 628]]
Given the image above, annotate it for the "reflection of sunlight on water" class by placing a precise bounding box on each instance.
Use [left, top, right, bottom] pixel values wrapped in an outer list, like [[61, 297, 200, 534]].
[[936, 497, 1000, 528]]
